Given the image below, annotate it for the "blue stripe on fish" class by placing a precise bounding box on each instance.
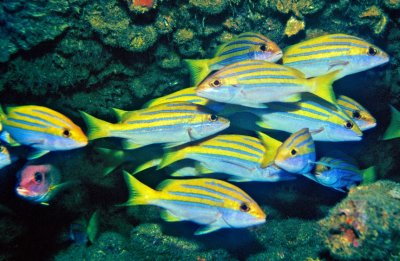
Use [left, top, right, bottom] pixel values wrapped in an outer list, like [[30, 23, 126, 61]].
[[13, 111, 62, 129], [219, 46, 251, 56], [285, 129, 308, 148], [201, 144, 261, 158], [285, 48, 350, 58], [31, 109, 72, 127], [141, 110, 201, 115], [6, 117, 48, 129], [168, 191, 224, 203], [217, 54, 251, 67], [205, 180, 253, 202], [284, 55, 366, 66], [225, 40, 265, 47], [298, 42, 367, 49], [215, 138, 264, 155], [126, 115, 193, 124], [163, 200, 217, 209], [240, 75, 297, 80], [237, 82, 302, 88], [182, 184, 243, 203]]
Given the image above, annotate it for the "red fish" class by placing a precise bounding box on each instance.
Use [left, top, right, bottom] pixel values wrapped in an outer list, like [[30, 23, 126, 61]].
[[15, 164, 64, 204]]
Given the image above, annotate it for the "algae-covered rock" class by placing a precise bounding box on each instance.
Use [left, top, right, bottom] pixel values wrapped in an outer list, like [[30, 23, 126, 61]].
[[284, 16, 305, 37], [189, 0, 229, 15], [129, 223, 234, 260], [0, 0, 77, 63], [262, 0, 325, 17], [85, 0, 158, 52], [319, 180, 400, 260], [249, 218, 324, 260]]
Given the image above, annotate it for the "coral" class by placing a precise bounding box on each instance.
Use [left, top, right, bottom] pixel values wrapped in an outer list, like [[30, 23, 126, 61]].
[[173, 28, 195, 45], [155, 45, 181, 69], [249, 219, 324, 260], [384, 0, 400, 9], [129, 223, 234, 260], [189, 0, 229, 15], [0, 0, 77, 63], [359, 6, 388, 35], [284, 16, 305, 37], [319, 181, 400, 260], [263, 0, 325, 18], [85, 0, 158, 52], [126, 0, 157, 14], [155, 12, 176, 35]]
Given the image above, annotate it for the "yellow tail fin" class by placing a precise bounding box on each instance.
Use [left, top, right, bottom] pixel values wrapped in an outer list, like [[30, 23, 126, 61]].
[[361, 166, 376, 184], [0, 106, 6, 121], [184, 59, 211, 85], [120, 171, 157, 206], [257, 132, 282, 168], [133, 158, 162, 175], [158, 148, 187, 170], [79, 111, 112, 140], [309, 70, 340, 107], [382, 105, 400, 140]]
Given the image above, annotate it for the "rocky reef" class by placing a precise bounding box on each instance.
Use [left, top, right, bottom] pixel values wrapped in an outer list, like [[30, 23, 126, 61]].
[[0, 0, 400, 260]]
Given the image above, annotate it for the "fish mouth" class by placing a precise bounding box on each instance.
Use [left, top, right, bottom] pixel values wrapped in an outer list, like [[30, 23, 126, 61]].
[[270, 51, 283, 62], [16, 187, 38, 197]]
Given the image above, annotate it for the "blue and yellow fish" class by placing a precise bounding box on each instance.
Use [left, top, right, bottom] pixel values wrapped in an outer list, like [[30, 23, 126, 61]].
[[0, 145, 14, 170], [185, 32, 282, 85], [122, 172, 266, 235], [302, 157, 375, 192], [283, 33, 389, 79], [196, 60, 338, 108], [253, 99, 362, 142], [382, 105, 400, 140], [156, 128, 314, 181], [80, 102, 230, 149], [337, 95, 376, 131], [0, 105, 88, 159]]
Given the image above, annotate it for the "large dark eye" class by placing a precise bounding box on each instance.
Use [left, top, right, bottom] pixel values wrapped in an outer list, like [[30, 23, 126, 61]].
[[291, 149, 297, 156], [62, 128, 71, 138], [34, 172, 43, 183], [259, 44, 267, 52], [209, 114, 218, 122], [240, 202, 250, 212], [368, 46, 377, 56], [211, 79, 221, 87], [344, 121, 354, 129], [352, 110, 361, 119]]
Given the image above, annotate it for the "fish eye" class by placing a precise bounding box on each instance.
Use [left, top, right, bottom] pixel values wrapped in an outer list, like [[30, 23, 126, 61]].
[[344, 121, 354, 129], [34, 172, 43, 183], [367, 46, 377, 56], [211, 79, 222, 87], [291, 149, 297, 156], [352, 110, 361, 119], [62, 128, 71, 138], [239, 202, 250, 212], [209, 114, 218, 122], [259, 44, 268, 52]]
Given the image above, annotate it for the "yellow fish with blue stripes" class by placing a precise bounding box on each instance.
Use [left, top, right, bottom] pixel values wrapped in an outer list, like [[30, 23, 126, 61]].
[[80, 102, 230, 149], [337, 95, 376, 131], [196, 60, 338, 108], [0, 105, 88, 159], [155, 128, 315, 181], [283, 34, 389, 79], [253, 98, 362, 141], [122, 172, 266, 235], [185, 32, 282, 85]]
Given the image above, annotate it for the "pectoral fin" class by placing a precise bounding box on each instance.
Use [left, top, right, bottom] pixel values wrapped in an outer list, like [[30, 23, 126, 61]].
[[27, 149, 50, 160], [160, 210, 182, 222], [122, 140, 144, 150], [194, 224, 223, 235]]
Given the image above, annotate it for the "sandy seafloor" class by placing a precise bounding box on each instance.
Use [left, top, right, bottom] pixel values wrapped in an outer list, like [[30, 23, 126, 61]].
[[0, 0, 399, 260]]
